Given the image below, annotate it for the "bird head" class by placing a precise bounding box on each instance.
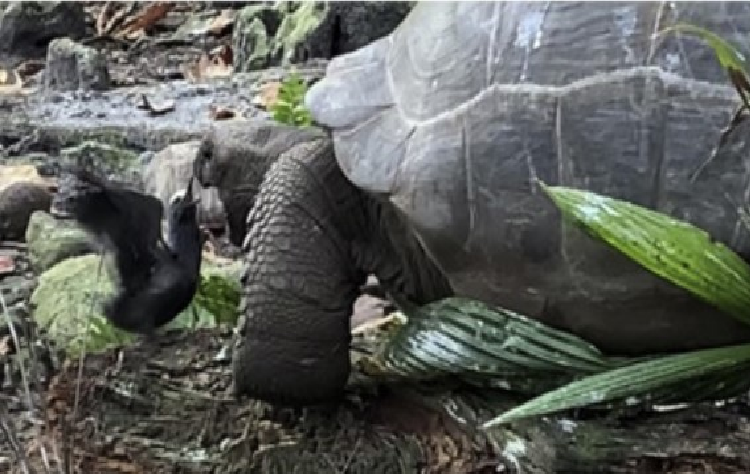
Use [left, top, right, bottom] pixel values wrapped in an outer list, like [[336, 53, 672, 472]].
[[168, 178, 201, 225]]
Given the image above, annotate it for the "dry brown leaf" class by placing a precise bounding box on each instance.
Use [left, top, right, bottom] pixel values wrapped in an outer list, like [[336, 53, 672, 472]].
[[214, 44, 233, 66], [96, 1, 114, 36], [0, 255, 14, 275], [0, 335, 13, 356], [208, 9, 236, 36], [183, 52, 233, 83], [208, 105, 236, 121], [137, 94, 175, 116], [0, 165, 55, 192], [117, 2, 173, 39], [351, 312, 395, 335], [181, 61, 200, 83], [15, 60, 44, 80], [258, 81, 281, 109], [202, 250, 234, 267], [99, 2, 136, 38], [201, 61, 232, 79], [0, 67, 23, 95]]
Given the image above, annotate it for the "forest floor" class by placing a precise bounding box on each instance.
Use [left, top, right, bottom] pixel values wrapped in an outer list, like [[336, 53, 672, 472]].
[[2, 3, 750, 474]]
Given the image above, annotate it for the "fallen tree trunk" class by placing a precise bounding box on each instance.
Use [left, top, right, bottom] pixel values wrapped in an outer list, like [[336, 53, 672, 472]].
[[11, 329, 750, 474]]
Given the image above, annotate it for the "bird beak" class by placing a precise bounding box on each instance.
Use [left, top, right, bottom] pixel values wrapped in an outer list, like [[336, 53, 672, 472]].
[[186, 177, 201, 206]]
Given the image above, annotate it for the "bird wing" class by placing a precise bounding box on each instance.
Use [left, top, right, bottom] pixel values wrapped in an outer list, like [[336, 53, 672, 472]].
[[64, 167, 163, 241], [62, 167, 166, 290]]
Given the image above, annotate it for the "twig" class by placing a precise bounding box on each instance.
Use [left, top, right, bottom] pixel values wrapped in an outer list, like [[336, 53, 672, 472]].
[[19, 317, 57, 474], [0, 404, 34, 474], [690, 103, 750, 183], [66, 251, 104, 472], [341, 435, 362, 473], [0, 290, 51, 473], [95, 2, 113, 37], [0, 296, 59, 472], [61, 416, 70, 474], [0, 293, 34, 413]]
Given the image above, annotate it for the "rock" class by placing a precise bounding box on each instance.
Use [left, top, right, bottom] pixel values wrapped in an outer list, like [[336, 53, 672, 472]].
[[0, 164, 55, 242], [30, 254, 242, 355], [31, 254, 123, 355], [0, 2, 87, 65], [59, 140, 140, 179], [25, 211, 94, 273], [3, 154, 59, 176], [233, 4, 280, 71], [0, 182, 52, 242], [142, 141, 226, 230], [44, 38, 111, 92], [0, 164, 54, 191], [233, 2, 412, 72], [0, 274, 34, 308], [173, 8, 237, 40]]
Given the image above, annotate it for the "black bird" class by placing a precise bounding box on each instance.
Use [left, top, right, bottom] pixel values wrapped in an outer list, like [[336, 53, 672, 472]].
[[57, 166, 203, 335]]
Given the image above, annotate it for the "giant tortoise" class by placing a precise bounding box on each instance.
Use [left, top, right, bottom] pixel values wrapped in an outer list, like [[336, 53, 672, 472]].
[[228, 1, 750, 405]]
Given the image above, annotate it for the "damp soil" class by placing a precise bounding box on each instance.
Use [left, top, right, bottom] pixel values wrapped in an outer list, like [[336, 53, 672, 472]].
[[2, 3, 750, 473]]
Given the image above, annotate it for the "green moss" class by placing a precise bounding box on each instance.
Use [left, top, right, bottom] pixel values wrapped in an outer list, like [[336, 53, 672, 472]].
[[25, 211, 93, 273], [272, 2, 329, 63], [30, 254, 243, 356], [233, 1, 328, 72], [60, 140, 139, 175]]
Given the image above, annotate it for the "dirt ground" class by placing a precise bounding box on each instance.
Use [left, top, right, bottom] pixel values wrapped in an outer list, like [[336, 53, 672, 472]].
[[0, 6, 493, 469], [3, 3, 750, 473]]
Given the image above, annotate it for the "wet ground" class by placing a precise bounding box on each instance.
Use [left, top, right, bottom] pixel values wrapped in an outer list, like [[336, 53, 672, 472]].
[[0, 6, 463, 471], [3, 3, 750, 473], [1, 1, 325, 159]]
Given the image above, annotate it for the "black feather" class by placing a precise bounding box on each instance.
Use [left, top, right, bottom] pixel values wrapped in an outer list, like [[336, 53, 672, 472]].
[[60, 166, 203, 334]]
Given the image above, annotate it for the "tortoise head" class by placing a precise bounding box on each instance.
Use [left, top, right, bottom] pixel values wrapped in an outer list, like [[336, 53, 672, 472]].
[[193, 134, 222, 188]]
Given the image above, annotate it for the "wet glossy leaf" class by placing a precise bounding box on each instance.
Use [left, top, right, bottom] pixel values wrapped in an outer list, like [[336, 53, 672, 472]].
[[541, 184, 750, 326], [381, 297, 614, 395], [662, 23, 750, 108], [483, 342, 750, 427]]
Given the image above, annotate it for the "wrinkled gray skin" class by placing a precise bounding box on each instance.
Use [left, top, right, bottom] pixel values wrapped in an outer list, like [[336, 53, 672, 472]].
[[234, 1, 750, 405], [194, 121, 450, 404], [193, 121, 329, 247], [235, 135, 451, 405]]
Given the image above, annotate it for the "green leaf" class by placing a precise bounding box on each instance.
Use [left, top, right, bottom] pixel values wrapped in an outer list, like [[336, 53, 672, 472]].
[[661, 23, 750, 108], [380, 297, 615, 395], [662, 24, 747, 75], [270, 72, 314, 127], [192, 274, 241, 326], [69, 313, 135, 357], [540, 183, 750, 326], [482, 342, 750, 428]]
